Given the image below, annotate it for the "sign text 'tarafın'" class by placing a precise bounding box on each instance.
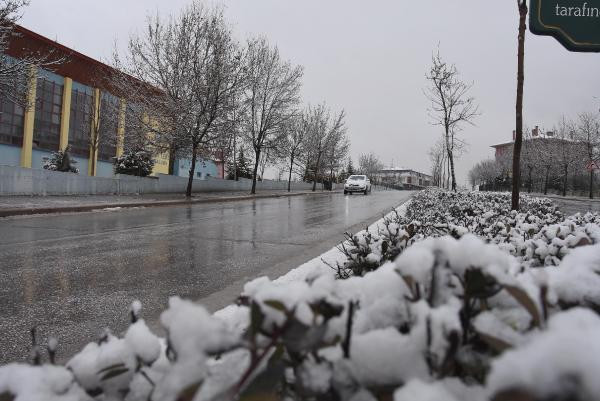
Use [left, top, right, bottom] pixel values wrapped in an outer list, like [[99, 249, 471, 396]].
[[530, 0, 600, 52]]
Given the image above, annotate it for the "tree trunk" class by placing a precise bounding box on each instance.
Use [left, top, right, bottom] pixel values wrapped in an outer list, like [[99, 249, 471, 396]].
[[444, 134, 456, 191], [260, 151, 268, 180], [186, 143, 198, 198], [251, 149, 261, 195], [233, 134, 237, 181], [329, 167, 334, 191], [449, 151, 457, 191], [287, 155, 294, 192], [168, 148, 176, 175], [544, 167, 549, 195], [312, 154, 322, 192], [512, 0, 527, 210], [562, 165, 568, 197], [590, 169, 594, 199], [446, 154, 450, 190], [527, 167, 532, 193]]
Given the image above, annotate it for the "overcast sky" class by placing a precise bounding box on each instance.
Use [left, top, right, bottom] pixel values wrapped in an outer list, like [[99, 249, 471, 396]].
[[21, 1, 600, 183]]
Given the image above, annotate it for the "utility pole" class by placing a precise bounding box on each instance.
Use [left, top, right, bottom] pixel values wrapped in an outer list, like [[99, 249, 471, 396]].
[[512, 0, 528, 210]]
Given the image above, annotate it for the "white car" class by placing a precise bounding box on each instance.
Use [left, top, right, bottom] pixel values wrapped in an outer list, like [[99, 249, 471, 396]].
[[344, 175, 372, 195]]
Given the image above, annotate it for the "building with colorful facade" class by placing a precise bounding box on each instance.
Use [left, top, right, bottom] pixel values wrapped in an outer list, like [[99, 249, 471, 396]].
[[0, 25, 223, 179]]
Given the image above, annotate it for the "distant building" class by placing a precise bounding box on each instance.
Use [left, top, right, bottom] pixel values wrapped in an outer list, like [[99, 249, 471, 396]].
[[0, 24, 222, 178], [491, 127, 556, 161], [374, 167, 432, 188], [491, 126, 585, 174]]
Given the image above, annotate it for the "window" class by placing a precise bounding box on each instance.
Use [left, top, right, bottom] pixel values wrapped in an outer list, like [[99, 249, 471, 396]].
[[33, 73, 63, 152], [69, 83, 93, 157], [0, 97, 24, 147], [98, 93, 118, 162]]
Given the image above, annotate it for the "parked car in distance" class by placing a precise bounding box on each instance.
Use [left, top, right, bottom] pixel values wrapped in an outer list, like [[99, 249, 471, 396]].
[[344, 175, 372, 195]]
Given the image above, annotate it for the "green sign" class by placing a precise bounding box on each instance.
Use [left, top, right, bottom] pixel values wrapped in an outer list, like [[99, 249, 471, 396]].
[[530, 0, 600, 52]]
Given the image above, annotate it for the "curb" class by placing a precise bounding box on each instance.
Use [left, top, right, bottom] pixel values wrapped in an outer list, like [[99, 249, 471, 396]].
[[0, 191, 340, 218]]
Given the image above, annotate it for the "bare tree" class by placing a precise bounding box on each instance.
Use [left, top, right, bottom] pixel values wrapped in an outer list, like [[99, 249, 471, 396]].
[[469, 159, 502, 189], [358, 152, 384, 178], [521, 128, 538, 193], [304, 104, 346, 192], [536, 136, 556, 195], [425, 50, 479, 192], [278, 110, 309, 191], [323, 119, 349, 186], [552, 118, 582, 197], [116, 2, 244, 197], [429, 138, 446, 188], [240, 36, 303, 194], [576, 112, 600, 199]]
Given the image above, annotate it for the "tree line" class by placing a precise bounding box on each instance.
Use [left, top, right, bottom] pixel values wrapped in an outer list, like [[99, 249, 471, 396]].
[[105, 2, 356, 196], [469, 113, 600, 198]]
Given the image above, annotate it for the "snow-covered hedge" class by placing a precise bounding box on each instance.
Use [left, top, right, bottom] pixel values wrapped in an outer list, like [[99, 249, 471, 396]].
[[113, 150, 155, 177], [336, 189, 600, 277], [2, 190, 600, 401]]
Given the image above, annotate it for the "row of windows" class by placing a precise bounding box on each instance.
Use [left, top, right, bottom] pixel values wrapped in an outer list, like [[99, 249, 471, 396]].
[[0, 72, 147, 162]]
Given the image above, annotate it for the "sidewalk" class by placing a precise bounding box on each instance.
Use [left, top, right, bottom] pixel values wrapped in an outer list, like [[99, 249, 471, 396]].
[[531, 192, 600, 215], [532, 192, 600, 203], [0, 190, 338, 218]]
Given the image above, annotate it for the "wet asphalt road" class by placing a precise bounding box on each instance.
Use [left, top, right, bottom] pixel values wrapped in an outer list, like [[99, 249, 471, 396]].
[[0, 190, 413, 364]]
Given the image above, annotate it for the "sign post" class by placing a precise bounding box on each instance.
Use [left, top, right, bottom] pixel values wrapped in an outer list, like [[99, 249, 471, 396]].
[[530, 0, 600, 52]]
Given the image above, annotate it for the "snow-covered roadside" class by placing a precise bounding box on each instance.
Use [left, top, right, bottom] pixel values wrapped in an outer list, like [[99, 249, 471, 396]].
[[4, 190, 600, 401], [213, 200, 411, 338]]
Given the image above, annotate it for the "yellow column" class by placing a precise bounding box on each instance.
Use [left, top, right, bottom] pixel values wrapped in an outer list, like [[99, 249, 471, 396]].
[[20, 66, 37, 168], [116, 98, 126, 158], [59, 77, 72, 151], [88, 88, 100, 176]]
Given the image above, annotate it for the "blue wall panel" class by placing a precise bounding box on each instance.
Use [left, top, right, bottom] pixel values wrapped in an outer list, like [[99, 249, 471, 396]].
[[71, 155, 89, 176], [96, 160, 114, 178], [0, 144, 21, 167], [175, 157, 218, 179], [32, 149, 53, 170]]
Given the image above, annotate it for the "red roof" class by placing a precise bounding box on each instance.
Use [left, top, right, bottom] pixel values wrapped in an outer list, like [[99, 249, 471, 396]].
[[5, 24, 159, 97]]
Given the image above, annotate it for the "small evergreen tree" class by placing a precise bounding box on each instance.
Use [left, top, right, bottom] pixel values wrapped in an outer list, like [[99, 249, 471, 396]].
[[238, 148, 253, 179], [114, 149, 155, 177], [347, 158, 355, 175], [43, 149, 79, 173], [227, 148, 253, 180]]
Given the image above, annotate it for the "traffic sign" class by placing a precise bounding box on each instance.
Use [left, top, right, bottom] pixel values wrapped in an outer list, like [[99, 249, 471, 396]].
[[530, 0, 600, 52]]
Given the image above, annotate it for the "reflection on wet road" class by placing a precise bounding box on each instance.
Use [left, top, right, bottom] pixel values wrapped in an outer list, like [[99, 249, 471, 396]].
[[0, 190, 413, 363]]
